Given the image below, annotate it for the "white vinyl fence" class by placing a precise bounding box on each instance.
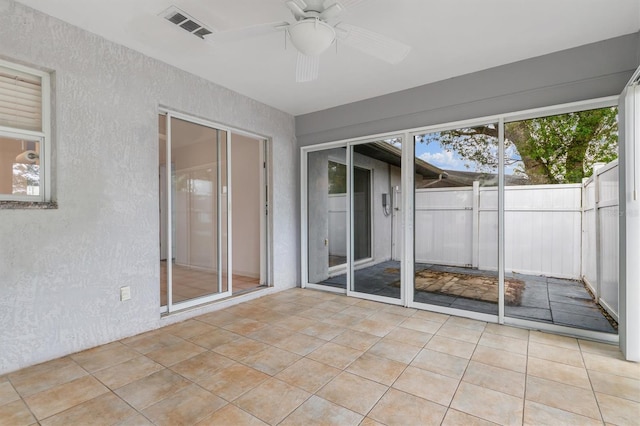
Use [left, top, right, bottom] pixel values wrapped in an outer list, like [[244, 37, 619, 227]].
[[411, 182, 583, 279], [328, 194, 347, 257], [582, 161, 619, 321], [327, 160, 619, 320]]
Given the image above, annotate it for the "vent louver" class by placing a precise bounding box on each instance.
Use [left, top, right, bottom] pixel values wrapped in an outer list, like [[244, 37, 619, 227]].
[[161, 6, 213, 39]]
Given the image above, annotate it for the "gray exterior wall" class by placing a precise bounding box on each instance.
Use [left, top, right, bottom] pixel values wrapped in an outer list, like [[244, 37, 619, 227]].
[[297, 32, 640, 146], [352, 152, 394, 267], [0, 0, 297, 374]]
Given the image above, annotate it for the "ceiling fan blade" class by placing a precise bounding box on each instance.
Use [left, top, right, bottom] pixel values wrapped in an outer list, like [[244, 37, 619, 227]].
[[336, 23, 411, 64], [204, 22, 289, 43], [296, 52, 319, 82], [320, 2, 344, 20], [335, 0, 373, 11], [286, 0, 312, 19]]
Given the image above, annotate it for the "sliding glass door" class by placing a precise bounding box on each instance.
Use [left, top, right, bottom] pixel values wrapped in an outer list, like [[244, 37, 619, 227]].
[[306, 147, 348, 290], [159, 113, 230, 311], [502, 106, 619, 334], [304, 138, 404, 304], [349, 139, 402, 301], [302, 98, 619, 340], [412, 124, 499, 318]]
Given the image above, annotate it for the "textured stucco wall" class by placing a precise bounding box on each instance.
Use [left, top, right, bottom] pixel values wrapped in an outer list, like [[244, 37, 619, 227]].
[[0, 0, 297, 374]]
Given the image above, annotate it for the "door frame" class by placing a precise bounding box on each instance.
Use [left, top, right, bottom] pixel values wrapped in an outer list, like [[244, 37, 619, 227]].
[[159, 108, 271, 314], [347, 138, 404, 306], [300, 135, 407, 306], [259, 138, 269, 285]]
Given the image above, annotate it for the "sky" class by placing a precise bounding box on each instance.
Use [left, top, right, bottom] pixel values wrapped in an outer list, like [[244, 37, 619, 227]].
[[412, 133, 523, 175], [417, 142, 467, 171]]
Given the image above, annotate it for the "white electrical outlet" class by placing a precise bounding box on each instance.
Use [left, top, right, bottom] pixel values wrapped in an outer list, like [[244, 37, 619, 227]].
[[120, 286, 131, 301]]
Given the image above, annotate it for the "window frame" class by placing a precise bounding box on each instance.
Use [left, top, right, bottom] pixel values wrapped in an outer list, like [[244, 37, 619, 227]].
[[0, 59, 51, 202]]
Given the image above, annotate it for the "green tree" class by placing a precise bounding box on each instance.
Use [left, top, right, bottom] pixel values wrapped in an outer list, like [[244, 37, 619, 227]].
[[424, 107, 618, 184]]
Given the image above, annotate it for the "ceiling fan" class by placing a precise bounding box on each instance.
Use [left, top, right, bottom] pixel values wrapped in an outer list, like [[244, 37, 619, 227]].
[[204, 0, 412, 82]]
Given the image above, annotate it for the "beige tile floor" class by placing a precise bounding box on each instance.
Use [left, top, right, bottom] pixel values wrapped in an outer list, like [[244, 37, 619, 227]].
[[1, 288, 639, 425]]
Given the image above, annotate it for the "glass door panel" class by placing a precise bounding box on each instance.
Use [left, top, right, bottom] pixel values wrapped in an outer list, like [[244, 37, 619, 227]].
[[159, 115, 230, 310], [307, 147, 348, 289], [350, 139, 402, 300], [328, 159, 348, 269], [503, 107, 618, 334], [185, 167, 216, 270], [413, 124, 499, 315], [353, 166, 372, 261]]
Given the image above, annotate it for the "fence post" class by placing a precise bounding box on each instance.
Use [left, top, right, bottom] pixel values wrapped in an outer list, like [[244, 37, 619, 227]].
[[593, 163, 605, 301], [472, 180, 480, 269], [581, 177, 588, 290]]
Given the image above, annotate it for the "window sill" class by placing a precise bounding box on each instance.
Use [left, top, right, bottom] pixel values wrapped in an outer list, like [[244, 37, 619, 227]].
[[0, 200, 57, 210]]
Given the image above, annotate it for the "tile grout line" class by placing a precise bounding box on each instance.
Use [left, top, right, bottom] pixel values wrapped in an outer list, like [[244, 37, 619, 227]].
[[92, 357, 166, 425], [152, 332, 267, 423], [97, 328, 255, 424], [356, 318, 420, 425], [580, 343, 607, 425], [142, 329, 279, 424], [73, 354, 156, 423], [365, 312, 452, 423], [522, 331, 530, 426], [235, 304, 368, 424], [527, 333, 613, 423], [274, 389, 315, 425], [283, 313, 377, 423], [16, 355, 97, 423], [440, 322, 482, 425], [5, 375, 39, 425], [304, 303, 412, 424]]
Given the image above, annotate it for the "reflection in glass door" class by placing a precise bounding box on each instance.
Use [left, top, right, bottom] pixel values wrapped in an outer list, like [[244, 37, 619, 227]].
[[328, 160, 348, 269], [159, 114, 230, 311], [412, 124, 499, 317], [305, 140, 403, 302], [349, 139, 402, 301], [307, 147, 348, 289], [353, 166, 372, 262]]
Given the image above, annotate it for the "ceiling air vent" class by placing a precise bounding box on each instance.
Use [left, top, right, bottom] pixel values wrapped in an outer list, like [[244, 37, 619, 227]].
[[160, 6, 213, 39]]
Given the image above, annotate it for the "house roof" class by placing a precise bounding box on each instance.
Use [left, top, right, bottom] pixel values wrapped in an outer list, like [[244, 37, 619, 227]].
[[417, 169, 530, 188], [353, 141, 446, 180], [354, 141, 532, 188]]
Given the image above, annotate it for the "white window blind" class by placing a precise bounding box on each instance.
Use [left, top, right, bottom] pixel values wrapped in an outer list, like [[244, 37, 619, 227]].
[[0, 65, 42, 132]]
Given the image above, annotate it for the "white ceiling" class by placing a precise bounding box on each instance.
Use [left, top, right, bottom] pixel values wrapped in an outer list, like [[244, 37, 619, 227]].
[[15, 0, 640, 115]]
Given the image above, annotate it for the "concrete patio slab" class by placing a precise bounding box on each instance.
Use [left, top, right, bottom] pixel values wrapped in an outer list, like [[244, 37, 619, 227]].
[[319, 261, 617, 334]]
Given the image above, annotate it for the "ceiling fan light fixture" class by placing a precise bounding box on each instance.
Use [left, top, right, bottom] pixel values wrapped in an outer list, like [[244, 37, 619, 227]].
[[288, 18, 335, 56]]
